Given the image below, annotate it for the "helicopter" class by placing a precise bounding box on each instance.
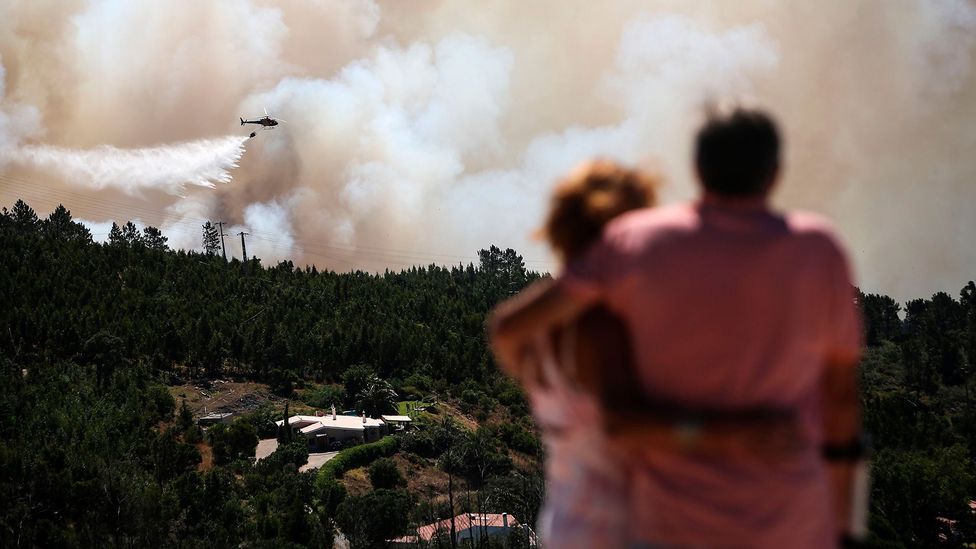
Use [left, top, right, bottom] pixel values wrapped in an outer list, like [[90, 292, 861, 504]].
[[240, 108, 284, 129]]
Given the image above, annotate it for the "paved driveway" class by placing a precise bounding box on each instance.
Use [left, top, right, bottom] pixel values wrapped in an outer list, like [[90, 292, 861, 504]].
[[301, 451, 339, 472], [255, 439, 338, 472], [255, 438, 279, 460]]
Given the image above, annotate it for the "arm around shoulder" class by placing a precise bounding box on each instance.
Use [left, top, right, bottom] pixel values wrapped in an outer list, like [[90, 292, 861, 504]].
[[488, 278, 593, 377]]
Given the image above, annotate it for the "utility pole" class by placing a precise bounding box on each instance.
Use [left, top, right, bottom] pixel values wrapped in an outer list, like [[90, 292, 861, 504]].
[[238, 231, 249, 262], [215, 221, 228, 261]]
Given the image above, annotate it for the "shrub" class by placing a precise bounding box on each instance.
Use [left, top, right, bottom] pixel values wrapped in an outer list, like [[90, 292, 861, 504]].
[[183, 424, 203, 444], [210, 420, 259, 465], [146, 384, 176, 423], [398, 386, 421, 401], [497, 422, 541, 455], [399, 429, 438, 458], [496, 382, 526, 407], [302, 384, 347, 410], [150, 430, 201, 482], [432, 378, 449, 395], [460, 388, 482, 413], [458, 427, 512, 484], [268, 368, 300, 397], [368, 457, 404, 489], [495, 381, 528, 416], [317, 477, 347, 519], [402, 372, 433, 394], [317, 436, 398, 481], [336, 489, 412, 549], [238, 403, 280, 438], [475, 393, 495, 422], [257, 441, 309, 473]]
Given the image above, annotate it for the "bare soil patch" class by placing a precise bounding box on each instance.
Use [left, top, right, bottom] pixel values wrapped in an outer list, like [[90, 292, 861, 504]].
[[341, 467, 372, 497], [395, 453, 450, 496], [170, 380, 279, 416], [196, 442, 214, 472]]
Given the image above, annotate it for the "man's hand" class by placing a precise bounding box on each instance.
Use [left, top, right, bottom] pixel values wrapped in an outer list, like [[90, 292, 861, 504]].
[[488, 278, 591, 378], [605, 408, 805, 461], [821, 358, 862, 539], [487, 317, 526, 377]]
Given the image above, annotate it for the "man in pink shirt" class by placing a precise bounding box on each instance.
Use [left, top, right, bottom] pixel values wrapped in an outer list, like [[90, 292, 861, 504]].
[[491, 108, 863, 548]]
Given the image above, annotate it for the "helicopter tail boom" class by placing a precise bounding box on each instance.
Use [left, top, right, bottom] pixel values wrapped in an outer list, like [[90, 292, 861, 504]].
[[240, 118, 245, 126]]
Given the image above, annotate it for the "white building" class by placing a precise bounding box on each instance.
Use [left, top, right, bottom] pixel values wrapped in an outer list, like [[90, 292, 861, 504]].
[[276, 409, 387, 451], [380, 415, 413, 431], [197, 412, 233, 426]]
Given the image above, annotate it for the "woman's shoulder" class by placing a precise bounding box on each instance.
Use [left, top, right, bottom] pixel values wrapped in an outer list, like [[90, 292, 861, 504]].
[[610, 202, 697, 230]]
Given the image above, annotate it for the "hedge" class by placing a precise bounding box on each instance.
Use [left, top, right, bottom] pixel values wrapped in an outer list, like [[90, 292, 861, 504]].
[[317, 436, 399, 482]]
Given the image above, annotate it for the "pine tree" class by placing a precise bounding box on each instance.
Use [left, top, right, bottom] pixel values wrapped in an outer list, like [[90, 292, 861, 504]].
[[11, 199, 38, 229], [142, 226, 168, 251], [108, 222, 125, 246], [178, 399, 193, 431], [44, 204, 92, 243], [279, 401, 292, 443], [121, 221, 142, 246], [202, 221, 221, 255]]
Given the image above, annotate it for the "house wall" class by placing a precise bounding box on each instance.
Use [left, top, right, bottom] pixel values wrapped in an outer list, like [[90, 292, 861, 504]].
[[457, 525, 512, 544], [364, 425, 384, 443]]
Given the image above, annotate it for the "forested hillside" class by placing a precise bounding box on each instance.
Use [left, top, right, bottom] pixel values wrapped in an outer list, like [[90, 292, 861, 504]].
[[859, 290, 976, 545], [0, 200, 543, 548], [1, 199, 974, 547], [0, 199, 535, 390]]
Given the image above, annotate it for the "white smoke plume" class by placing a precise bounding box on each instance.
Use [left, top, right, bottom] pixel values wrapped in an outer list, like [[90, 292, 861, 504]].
[[0, 0, 974, 301], [0, 58, 43, 157], [11, 137, 247, 195]]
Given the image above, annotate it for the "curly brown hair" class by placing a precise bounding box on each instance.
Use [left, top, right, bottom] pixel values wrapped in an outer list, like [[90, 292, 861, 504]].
[[541, 159, 658, 262]]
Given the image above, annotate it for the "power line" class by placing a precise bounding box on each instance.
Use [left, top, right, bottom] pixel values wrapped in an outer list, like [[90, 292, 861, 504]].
[[0, 173, 210, 228], [0, 173, 558, 271]]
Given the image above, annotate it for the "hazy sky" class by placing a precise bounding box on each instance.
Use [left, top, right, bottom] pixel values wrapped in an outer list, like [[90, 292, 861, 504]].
[[0, 0, 974, 302]]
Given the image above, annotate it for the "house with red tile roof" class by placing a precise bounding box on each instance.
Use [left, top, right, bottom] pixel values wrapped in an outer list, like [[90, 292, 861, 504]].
[[389, 512, 537, 547]]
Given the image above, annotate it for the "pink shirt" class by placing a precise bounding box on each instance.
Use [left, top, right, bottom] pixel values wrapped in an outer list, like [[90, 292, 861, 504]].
[[527, 333, 629, 548], [559, 198, 863, 548]]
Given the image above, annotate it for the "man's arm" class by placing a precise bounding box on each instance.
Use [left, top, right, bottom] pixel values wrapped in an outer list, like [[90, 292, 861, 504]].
[[821, 356, 862, 540], [604, 406, 803, 460], [488, 278, 593, 378]]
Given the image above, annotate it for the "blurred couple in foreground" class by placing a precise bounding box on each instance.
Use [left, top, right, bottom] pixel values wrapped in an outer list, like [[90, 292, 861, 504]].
[[490, 107, 865, 549]]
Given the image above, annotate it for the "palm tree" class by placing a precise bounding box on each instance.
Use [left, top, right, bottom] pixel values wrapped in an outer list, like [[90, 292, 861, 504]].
[[355, 375, 398, 417], [435, 417, 465, 549]]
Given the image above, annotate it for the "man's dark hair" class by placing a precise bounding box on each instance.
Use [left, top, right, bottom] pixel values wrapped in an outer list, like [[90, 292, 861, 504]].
[[694, 107, 781, 197]]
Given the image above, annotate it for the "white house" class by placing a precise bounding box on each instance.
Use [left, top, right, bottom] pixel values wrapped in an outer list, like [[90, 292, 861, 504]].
[[276, 408, 387, 451]]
